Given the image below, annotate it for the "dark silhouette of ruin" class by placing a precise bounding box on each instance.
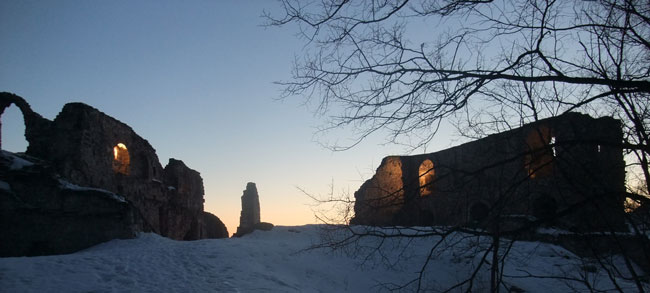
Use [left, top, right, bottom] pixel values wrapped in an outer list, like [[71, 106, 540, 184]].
[[233, 182, 273, 237], [0, 92, 227, 256], [239, 183, 261, 228], [351, 113, 626, 232]]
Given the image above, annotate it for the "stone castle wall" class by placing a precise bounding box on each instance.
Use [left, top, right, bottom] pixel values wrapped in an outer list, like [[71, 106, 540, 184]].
[[351, 113, 627, 232], [0, 92, 228, 243]]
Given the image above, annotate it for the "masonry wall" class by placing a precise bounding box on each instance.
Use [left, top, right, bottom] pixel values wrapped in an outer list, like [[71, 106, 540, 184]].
[[351, 113, 626, 232], [0, 92, 228, 240]]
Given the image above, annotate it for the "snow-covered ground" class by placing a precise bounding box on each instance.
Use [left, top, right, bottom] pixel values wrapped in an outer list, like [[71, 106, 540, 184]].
[[0, 225, 644, 292]]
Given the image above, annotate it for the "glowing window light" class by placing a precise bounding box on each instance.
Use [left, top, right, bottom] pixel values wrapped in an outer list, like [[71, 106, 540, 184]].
[[524, 126, 554, 178], [419, 159, 435, 196], [112, 143, 130, 175], [113, 143, 127, 160]]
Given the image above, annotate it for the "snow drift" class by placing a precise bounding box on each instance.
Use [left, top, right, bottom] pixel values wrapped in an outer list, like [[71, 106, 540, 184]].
[[0, 225, 643, 292]]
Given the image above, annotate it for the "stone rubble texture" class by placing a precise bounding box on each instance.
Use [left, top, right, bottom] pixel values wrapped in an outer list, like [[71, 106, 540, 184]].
[[0, 151, 143, 256], [0, 92, 228, 256]]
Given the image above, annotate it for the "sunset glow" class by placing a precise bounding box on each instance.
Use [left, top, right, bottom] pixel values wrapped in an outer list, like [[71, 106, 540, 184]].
[[0, 0, 444, 234]]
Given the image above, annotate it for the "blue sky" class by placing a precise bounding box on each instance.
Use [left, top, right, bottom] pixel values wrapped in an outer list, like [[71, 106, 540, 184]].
[[0, 1, 454, 234]]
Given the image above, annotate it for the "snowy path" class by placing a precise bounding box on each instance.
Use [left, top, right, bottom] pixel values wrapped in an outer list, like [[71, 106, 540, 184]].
[[0, 225, 643, 292], [0, 226, 399, 292]]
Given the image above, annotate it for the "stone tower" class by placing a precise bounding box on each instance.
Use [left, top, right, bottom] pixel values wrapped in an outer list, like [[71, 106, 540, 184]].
[[235, 182, 261, 236]]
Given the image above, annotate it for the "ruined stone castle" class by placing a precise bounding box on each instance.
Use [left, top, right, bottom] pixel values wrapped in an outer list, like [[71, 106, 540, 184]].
[[0, 92, 227, 256], [351, 113, 627, 232]]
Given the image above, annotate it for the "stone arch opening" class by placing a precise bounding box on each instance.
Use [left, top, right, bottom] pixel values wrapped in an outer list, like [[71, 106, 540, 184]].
[[469, 202, 489, 222], [112, 143, 130, 175], [0, 104, 27, 152], [524, 126, 554, 178], [419, 159, 435, 196], [1, 93, 51, 156], [532, 195, 557, 220]]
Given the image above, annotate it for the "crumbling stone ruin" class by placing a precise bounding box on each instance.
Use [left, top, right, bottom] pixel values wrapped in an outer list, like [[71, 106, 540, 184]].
[[352, 113, 627, 232], [233, 182, 273, 237], [0, 92, 228, 256], [238, 182, 261, 230]]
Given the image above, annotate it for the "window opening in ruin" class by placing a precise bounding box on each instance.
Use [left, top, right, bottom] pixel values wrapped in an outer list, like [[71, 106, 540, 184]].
[[419, 159, 435, 196], [598, 145, 601, 153], [112, 143, 130, 175], [524, 126, 554, 178], [0, 104, 27, 152], [469, 202, 489, 222], [624, 197, 641, 213]]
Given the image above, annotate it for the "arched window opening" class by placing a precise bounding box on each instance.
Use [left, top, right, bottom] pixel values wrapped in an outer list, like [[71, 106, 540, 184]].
[[0, 104, 27, 152], [469, 202, 489, 222], [112, 143, 130, 175], [524, 126, 554, 178], [419, 159, 435, 196]]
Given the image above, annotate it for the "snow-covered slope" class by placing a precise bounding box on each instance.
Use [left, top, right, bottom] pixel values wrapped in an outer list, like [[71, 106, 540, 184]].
[[0, 225, 643, 292]]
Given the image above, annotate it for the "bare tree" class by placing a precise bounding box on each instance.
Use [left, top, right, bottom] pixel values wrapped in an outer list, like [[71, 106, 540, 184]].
[[267, 0, 648, 184], [268, 0, 650, 291]]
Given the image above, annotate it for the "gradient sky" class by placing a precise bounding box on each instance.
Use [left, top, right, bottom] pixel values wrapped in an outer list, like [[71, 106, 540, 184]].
[[0, 1, 456, 235]]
